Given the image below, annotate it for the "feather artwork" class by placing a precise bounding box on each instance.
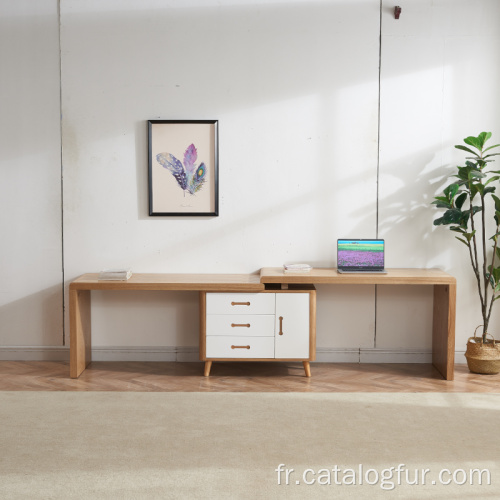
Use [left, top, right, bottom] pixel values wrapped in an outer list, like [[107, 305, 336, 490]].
[[156, 144, 206, 195]]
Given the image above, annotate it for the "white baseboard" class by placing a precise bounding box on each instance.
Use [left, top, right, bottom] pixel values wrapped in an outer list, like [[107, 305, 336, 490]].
[[0, 346, 199, 362], [314, 347, 432, 363], [0, 346, 463, 365], [315, 348, 360, 363], [90, 346, 199, 362], [360, 348, 432, 363], [0, 346, 70, 361], [455, 350, 466, 365]]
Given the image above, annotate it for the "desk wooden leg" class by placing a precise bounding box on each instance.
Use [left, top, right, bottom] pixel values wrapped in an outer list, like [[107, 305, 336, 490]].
[[70, 289, 91, 379], [204, 361, 212, 377], [303, 361, 311, 377], [432, 283, 456, 380]]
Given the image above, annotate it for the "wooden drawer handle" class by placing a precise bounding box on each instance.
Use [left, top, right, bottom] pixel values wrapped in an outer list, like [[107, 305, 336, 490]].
[[279, 316, 284, 335], [231, 345, 251, 349], [231, 323, 250, 328], [231, 301, 250, 306]]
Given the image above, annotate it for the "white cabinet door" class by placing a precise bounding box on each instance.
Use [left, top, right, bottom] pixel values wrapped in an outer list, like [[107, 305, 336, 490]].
[[275, 293, 310, 359]]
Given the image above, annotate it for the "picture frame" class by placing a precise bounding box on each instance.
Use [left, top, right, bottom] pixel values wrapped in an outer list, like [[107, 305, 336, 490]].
[[148, 120, 219, 216]]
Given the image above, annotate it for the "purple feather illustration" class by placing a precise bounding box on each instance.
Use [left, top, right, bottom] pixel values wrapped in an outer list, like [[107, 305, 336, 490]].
[[157, 144, 206, 195]]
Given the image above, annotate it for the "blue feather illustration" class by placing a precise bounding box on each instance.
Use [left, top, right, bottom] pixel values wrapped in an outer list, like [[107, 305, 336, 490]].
[[156, 144, 206, 195]]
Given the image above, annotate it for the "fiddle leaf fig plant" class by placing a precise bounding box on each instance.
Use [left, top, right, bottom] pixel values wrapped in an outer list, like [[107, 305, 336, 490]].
[[432, 132, 500, 341]]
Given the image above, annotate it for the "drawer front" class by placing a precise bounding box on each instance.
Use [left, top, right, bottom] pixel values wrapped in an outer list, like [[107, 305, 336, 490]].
[[206, 315, 275, 336], [206, 336, 274, 358], [206, 293, 275, 315]]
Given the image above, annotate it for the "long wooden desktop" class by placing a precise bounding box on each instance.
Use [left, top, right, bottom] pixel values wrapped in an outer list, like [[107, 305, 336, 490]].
[[69, 268, 456, 380], [260, 267, 456, 380]]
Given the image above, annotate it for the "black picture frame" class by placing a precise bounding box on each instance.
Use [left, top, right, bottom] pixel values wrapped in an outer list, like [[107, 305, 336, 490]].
[[148, 120, 219, 216]]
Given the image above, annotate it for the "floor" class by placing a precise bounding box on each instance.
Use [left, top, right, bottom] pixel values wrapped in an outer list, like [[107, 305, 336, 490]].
[[1, 361, 499, 392]]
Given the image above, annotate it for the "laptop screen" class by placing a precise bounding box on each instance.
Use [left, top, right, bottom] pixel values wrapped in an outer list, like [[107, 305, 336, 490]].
[[337, 239, 385, 271]]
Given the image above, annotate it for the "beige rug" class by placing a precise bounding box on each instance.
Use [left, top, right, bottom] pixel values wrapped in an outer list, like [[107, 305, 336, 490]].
[[0, 392, 499, 499]]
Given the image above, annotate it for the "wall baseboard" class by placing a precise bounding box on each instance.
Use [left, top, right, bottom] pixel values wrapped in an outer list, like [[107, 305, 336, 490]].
[[360, 348, 432, 363], [0, 346, 467, 365], [90, 346, 199, 362], [0, 346, 70, 361]]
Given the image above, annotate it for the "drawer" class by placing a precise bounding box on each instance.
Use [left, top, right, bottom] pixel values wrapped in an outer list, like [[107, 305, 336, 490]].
[[206, 314, 275, 336], [206, 293, 275, 315], [206, 336, 274, 358]]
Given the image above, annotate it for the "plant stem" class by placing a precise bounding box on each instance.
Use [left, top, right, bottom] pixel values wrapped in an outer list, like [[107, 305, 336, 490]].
[[469, 191, 485, 313], [485, 225, 500, 340], [481, 193, 488, 336]]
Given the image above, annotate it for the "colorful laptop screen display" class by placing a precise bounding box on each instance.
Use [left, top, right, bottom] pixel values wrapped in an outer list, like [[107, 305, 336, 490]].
[[337, 239, 384, 270]]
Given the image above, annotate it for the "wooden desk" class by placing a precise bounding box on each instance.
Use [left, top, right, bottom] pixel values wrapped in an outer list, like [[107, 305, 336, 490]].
[[69, 273, 264, 378], [69, 268, 456, 380], [260, 268, 457, 380]]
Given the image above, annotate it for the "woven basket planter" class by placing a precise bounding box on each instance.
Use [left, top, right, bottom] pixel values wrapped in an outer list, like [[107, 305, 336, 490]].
[[465, 329, 500, 375]]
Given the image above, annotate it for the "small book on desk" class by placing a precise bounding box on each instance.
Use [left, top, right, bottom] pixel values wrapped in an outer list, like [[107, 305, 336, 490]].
[[283, 263, 312, 274], [98, 269, 132, 280]]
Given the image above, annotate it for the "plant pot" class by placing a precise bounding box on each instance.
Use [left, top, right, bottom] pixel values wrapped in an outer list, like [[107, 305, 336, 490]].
[[465, 332, 500, 375]]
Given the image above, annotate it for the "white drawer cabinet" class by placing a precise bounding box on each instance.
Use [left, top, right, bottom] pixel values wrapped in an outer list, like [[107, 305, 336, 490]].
[[200, 287, 316, 377]]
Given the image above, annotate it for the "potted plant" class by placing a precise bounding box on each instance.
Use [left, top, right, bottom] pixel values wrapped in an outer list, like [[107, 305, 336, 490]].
[[432, 132, 500, 374]]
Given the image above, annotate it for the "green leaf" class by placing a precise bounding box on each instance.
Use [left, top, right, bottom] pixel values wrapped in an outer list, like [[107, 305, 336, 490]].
[[464, 231, 476, 242], [455, 145, 479, 156], [477, 132, 491, 149], [455, 237, 469, 246], [484, 153, 500, 160], [456, 167, 470, 180], [432, 201, 452, 209], [484, 143, 500, 153], [484, 175, 500, 186], [478, 132, 492, 148], [493, 267, 500, 284], [433, 196, 450, 203], [455, 192, 467, 209], [464, 136, 482, 150], [463, 206, 482, 218], [484, 186, 496, 195], [433, 217, 444, 226], [441, 209, 463, 225], [492, 194, 500, 211], [469, 170, 486, 179], [443, 183, 460, 199]]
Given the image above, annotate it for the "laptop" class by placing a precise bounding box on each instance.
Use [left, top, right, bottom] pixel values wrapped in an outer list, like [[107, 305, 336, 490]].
[[337, 239, 387, 274]]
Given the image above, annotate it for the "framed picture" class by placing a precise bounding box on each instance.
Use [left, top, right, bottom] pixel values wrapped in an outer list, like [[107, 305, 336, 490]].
[[148, 120, 219, 216]]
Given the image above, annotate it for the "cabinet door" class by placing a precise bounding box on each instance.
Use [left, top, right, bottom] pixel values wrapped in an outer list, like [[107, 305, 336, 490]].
[[275, 293, 310, 359]]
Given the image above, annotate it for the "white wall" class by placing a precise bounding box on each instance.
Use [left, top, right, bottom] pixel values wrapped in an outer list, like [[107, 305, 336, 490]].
[[60, 0, 380, 354], [0, 0, 63, 349], [378, 0, 500, 353], [1, 0, 500, 361]]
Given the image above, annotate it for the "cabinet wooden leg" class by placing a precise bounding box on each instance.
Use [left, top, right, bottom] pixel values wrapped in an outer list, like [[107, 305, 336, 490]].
[[303, 361, 311, 377], [204, 361, 212, 377]]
